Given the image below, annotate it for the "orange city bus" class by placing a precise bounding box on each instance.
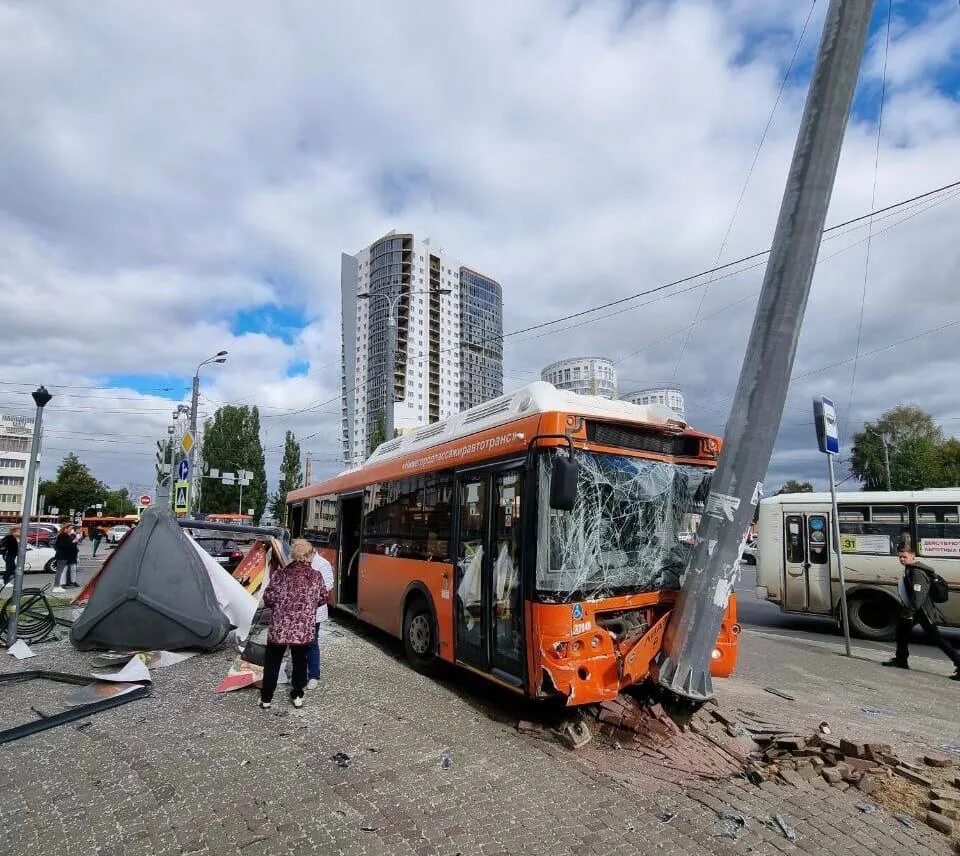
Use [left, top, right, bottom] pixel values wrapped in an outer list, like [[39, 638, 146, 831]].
[[286, 382, 740, 706]]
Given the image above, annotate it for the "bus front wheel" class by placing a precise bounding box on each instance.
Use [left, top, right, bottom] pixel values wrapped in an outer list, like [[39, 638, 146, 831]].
[[403, 598, 437, 671], [846, 592, 899, 642]]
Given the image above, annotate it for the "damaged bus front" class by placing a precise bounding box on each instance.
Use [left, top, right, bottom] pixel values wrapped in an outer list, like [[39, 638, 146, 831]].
[[532, 448, 740, 705]]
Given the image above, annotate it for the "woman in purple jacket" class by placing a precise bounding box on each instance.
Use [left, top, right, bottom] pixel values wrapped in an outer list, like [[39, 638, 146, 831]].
[[259, 539, 328, 709]]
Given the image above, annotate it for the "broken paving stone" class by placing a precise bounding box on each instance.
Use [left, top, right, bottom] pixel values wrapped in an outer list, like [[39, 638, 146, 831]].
[[778, 769, 807, 789], [924, 754, 955, 768], [822, 768, 844, 785], [840, 739, 866, 758], [929, 801, 960, 821], [895, 766, 934, 787], [930, 789, 960, 803], [925, 812, 955, 836], [857, 774, 879, 795], [831, 782, 850, 792], [516, 720, 542, 735], [775, 736, 807, 751]]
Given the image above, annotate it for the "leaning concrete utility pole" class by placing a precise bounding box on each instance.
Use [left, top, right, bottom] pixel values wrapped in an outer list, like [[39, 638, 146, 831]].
[[657, 0, 876, 702], [8, 386, 52, 646]]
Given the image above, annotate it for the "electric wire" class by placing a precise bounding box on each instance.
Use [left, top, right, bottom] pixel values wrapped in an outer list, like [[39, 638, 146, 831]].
[[670, 0, 818, 381]]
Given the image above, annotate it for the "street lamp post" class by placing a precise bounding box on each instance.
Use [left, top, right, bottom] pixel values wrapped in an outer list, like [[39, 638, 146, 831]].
[[358, 288, 450, 444], [189, 351, 227, 509], [8, 386, 52, 646]]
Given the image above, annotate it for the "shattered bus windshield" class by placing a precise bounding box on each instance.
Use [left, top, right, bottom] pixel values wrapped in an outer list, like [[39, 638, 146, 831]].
[[537, 450, 712, 602]]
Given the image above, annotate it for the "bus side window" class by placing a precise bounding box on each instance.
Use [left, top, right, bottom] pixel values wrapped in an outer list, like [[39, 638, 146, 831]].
[[785, 515, 804, 563]]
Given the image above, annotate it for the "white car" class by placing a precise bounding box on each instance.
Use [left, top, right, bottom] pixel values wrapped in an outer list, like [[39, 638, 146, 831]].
[[106, 525, 130, 544], [24, 544, 57, 574]]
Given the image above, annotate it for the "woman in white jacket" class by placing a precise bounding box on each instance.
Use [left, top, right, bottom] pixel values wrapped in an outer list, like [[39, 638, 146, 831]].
[[306, 549, 335, 689]]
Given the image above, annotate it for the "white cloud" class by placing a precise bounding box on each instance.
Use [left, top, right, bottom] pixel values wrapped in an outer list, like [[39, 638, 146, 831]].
[[0, 0, 957, 499]]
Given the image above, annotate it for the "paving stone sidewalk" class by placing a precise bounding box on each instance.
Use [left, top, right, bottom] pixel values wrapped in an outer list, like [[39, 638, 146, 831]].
[[0, 623, 954, 856]]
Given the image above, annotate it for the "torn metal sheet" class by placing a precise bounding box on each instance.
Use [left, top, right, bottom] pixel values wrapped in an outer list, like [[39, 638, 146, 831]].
[[537, 452, 712, 602], [0, 670, 150, 745]]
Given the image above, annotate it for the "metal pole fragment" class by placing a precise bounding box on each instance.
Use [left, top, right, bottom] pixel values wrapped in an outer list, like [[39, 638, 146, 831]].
[[657, 0, 876, 701], [828, 453, 852, 656]]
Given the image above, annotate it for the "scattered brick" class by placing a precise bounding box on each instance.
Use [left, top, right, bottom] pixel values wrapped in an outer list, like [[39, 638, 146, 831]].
[[925, 812, 955, 836], [856, 774, 878, 795], [778, 769, 806, 789], [929, 789, 960, 803], [775, 736, 807, 752], [831, 782, 850, 792], [822, 768, 843, 784], [840, 739, 865, 758], [924, 754, 955, 768], [894, 766, 934, 788], [929, 801, 960, 821]]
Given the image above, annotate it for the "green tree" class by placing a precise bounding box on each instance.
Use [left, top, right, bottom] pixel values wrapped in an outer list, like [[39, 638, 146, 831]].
[[938, 438, 960, 488], [851, 406, 943, 490], [103, 488, 136, 516], [268, 431, 302, 524], [199, 405, 268, 522], [40, 453, 106, 514], [778, 480, 814, 494], [368, 408, 386, 455]]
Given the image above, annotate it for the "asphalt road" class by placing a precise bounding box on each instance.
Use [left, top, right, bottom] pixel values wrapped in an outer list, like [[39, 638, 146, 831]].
[[736, 563, 960, 658]]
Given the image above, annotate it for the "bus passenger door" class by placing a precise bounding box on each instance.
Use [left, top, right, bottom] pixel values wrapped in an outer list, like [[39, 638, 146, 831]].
[[454, 467, 525, 685], [455, 475, 488, 669], [782, 512, 831, 614]]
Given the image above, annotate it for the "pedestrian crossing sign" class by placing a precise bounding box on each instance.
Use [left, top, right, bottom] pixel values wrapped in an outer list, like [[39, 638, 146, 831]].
[[174, 480, 190, 513]]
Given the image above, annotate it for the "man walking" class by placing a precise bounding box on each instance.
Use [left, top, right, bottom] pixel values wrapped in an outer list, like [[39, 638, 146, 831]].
[[90, 524, 103, 558], [883, 547, 960, 680]]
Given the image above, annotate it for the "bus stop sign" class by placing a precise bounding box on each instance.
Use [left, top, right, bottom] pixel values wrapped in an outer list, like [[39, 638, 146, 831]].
[[814, 396, 840, 455]]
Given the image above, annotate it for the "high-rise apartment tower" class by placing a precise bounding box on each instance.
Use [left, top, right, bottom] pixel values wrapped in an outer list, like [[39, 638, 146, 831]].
[[341, 231, 503, 468]]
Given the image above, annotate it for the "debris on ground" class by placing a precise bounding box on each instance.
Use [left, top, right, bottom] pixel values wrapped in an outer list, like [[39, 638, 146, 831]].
[[330, 752, 351, 768], [557, 717, 592, 750], [773, 813, 796, 841], [440, 753, 453, 770], [762, 687, 795, 701]]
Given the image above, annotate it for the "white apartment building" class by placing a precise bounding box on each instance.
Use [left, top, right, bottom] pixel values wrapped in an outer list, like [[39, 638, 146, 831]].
[[622, 387, 686, 422], [341, 231, 503, 468], [541, 357, 619, 399], [0, 413, 35, 516]]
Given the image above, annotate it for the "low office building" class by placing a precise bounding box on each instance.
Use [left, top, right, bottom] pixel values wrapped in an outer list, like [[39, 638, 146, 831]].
[[0, 413, 35, 516], [541, 357, 618, 399]]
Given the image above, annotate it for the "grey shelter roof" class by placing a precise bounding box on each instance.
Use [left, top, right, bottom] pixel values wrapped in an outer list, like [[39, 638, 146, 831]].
[[71, 507, 231, 651]]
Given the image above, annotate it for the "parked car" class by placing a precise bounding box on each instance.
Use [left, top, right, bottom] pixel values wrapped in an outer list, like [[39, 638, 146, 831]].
[[193, 535, 245, 572], [24, 544, 57, 573], [106, 525, 131, 544], [26, 523, 59, 547]]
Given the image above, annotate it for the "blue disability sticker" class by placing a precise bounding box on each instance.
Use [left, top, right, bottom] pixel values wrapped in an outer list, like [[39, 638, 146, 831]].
[[810, 518, 825, 530], [572, 603, 584, 620]]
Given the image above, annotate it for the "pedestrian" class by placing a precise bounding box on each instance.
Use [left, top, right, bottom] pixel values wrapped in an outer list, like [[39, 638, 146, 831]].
[[90, 524, 103, 558], [306, 546, 335, 690], [52, 524, 80, 593], [1, 526, 19, 589], [259, 538, 328, 710], [883, 546, 960, 680]]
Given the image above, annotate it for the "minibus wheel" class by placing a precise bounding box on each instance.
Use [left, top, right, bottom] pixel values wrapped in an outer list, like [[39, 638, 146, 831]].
[[403, 597, 437, 671], [847, 592, 898, 641]]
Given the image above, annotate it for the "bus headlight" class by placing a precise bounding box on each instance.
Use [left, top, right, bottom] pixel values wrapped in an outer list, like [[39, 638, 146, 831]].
[[711, 648, 722, 660]]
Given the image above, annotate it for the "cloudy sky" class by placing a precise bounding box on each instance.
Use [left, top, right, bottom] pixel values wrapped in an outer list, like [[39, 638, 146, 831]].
[[1, 0, 958, 501]]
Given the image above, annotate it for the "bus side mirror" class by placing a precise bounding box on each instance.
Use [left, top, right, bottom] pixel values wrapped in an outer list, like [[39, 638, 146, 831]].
[[550, 457, 579, 511]]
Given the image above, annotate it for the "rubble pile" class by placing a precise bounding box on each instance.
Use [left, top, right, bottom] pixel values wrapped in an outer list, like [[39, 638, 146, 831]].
[[578, 695, 748, 783], [735, 714, 960, 838]]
